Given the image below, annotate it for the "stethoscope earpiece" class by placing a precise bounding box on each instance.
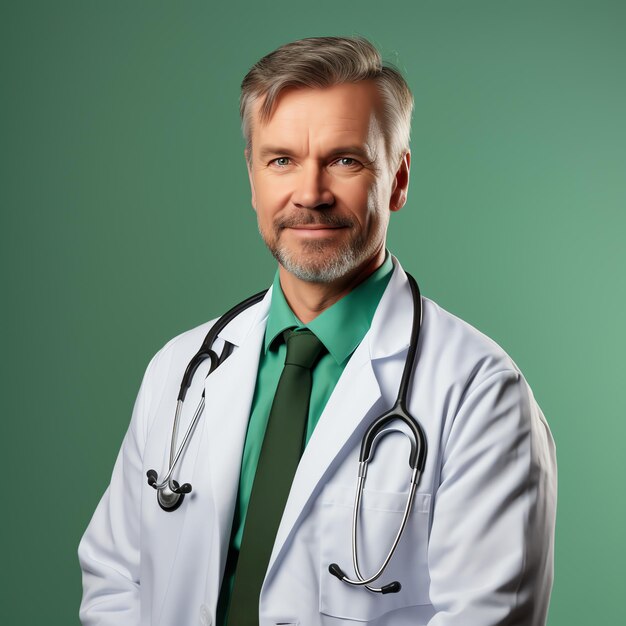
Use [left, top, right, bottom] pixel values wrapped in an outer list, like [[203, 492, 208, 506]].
[[146, 469, 158, 488], [329, 563, 402, 594]]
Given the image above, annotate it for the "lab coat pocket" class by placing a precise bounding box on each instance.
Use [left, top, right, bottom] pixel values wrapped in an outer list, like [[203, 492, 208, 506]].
[[319, 484, 431, 622]]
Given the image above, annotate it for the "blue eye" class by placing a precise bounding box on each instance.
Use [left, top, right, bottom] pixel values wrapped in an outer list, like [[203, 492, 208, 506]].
[[337, 157, 361, 168], [272, 157, 291, 167]]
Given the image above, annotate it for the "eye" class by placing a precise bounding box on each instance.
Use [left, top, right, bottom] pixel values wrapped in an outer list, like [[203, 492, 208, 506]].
[[270, 157, 291, 167], [335, 157, 361, 168]]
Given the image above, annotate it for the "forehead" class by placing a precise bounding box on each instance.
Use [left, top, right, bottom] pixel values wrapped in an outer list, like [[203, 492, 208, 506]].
[[250, 81, 384, 149]]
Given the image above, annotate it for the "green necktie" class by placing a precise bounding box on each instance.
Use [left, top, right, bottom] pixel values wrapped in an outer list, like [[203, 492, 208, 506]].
[[226, 328, 325, 625]]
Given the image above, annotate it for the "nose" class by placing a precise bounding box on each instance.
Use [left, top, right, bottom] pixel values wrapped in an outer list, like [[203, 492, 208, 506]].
[[291, 162, 335, 210]]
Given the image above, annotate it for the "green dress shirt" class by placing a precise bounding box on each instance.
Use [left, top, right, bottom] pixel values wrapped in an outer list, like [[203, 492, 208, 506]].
[[217, 254, 393, 624]]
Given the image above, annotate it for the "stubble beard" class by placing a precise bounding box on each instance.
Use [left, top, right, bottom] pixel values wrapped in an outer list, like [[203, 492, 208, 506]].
[[259, 212, 382, 284]]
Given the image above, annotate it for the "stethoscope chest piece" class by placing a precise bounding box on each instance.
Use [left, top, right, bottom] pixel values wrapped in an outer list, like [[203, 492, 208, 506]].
[[157, 482, 185, 512], [147, 469, 191, 512], [145, 289, 267, 513]]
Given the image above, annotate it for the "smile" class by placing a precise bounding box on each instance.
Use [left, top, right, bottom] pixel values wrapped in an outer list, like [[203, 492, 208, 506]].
[[290, 225, 344, 230], [286, 225, 347, 237]]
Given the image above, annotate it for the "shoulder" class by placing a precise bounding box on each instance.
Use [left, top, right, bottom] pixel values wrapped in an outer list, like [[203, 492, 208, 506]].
[[372, 260, 527, 402], [146, 318, 220, 380], [410, 297, 554, 472], [130, 318, 221, 427], [141, 287, 272, 390], [420, 297, 555, 488], [413, 294, 538, 420], [385, 259, 519, 381], [421, 296, 520, 380]]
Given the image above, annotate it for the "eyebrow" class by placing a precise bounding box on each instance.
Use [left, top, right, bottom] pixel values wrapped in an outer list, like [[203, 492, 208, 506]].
[[327, 145, 376, 161], [257, 144, 376, 162], [257, 146, 297, 160]]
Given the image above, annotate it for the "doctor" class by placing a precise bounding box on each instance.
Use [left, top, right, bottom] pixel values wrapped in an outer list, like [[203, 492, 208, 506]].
[[79, 36, 557, 626]]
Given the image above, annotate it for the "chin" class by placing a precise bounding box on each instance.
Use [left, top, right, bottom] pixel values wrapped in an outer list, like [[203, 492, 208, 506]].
[[274, 244, 367, 284]]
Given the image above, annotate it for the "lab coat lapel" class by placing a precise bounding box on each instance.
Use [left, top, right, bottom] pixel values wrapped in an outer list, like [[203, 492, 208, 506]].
[[266, 350, 382, 574], [267, 259, 414, 574], [193, 290, 272, 596], [155, 291, 271, 624]]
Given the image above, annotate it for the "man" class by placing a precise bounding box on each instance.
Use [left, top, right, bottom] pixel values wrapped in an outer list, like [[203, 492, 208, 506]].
[[79, 37, 557, 625]]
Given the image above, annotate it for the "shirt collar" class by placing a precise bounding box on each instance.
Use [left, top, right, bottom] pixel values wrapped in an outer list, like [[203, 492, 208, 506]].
[[263, 252, 394, 365]]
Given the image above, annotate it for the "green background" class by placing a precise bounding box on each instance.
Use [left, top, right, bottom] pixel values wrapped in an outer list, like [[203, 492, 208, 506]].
[[2, 1, 624, 623]]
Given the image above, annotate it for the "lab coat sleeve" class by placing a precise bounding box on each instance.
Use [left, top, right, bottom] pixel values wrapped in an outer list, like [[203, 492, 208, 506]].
[[426, 370, 557, 626], [78, 352, 157, 626]]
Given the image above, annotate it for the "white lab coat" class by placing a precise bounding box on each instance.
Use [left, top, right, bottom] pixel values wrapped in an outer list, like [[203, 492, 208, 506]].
[[79, 259, 557, 626]]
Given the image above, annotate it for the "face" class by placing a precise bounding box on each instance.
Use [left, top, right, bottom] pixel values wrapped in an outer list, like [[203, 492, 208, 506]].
[[247, 81, 409, 285]]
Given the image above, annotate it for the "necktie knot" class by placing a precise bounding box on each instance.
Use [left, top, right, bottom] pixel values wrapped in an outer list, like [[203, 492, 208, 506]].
[[283, 329, 325, 369]]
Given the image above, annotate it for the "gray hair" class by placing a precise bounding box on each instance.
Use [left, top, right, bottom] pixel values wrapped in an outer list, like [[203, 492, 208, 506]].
[[240, 36, 413, 167]]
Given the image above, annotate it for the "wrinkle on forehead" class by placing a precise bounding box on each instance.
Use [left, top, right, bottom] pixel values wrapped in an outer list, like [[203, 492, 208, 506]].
[[251, 82, 385, 162]]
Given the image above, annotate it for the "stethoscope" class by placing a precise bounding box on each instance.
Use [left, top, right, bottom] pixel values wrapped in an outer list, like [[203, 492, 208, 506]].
[[147, 272, 427, 596]]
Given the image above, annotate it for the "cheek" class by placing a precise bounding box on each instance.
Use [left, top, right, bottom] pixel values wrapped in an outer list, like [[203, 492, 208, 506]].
[[254, 176, 293, 211], [335, 178, 372, 209], [341, 181, 383, 224]]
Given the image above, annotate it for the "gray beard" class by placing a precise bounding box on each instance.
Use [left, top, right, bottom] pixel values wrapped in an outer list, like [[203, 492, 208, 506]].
[[270, 238, 365, 283], [258, 211, 381, 284]]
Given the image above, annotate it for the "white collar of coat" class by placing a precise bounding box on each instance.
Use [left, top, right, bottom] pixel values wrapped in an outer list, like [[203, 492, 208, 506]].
[[215, 254, 413, 360]]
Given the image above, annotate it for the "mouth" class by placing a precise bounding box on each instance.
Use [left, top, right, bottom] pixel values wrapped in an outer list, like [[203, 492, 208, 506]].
[[278, 214, 353, 231], [288, 224, 345, 231], [284, 224, 348, 239]]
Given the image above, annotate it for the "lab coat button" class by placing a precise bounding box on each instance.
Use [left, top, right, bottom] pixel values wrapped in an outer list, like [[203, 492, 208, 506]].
[[199, 604, 211, 626]]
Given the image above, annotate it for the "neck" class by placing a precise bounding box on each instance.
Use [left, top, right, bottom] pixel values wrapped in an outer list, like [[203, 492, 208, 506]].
[[278, 248, 386, 324]]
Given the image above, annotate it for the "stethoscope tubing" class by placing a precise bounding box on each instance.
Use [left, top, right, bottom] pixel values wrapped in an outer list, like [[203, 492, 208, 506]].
[[341, 466, 419, 592], [146, 289, 267, 508], [147, 272, 427, 595], [328, 273, 427, 594], [150, 396, 205, 492]]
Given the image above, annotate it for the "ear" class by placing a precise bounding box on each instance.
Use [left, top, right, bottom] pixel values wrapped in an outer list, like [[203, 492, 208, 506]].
[[245, 148, 257, 211], [389, 152, 410, 213]]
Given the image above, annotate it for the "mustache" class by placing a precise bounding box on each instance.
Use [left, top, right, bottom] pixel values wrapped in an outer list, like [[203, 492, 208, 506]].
[[276, 213, 354, 230]]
